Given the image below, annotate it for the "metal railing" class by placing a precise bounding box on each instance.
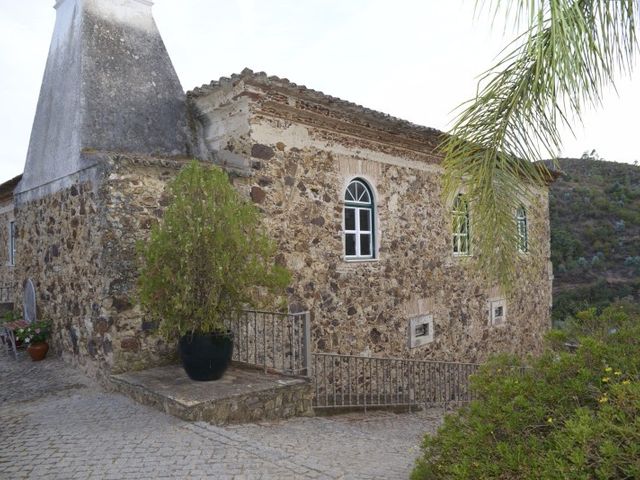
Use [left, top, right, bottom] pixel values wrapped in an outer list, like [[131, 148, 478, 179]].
[[226, 310, 311, 376], [312, 353, 481, 410], [0, 285, 12, 304], [222, 309, 489, 412]]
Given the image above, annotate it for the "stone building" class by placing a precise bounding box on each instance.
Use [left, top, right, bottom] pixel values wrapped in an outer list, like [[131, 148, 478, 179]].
[[0, 175, 21, 314], [1, 0, 553, 381]]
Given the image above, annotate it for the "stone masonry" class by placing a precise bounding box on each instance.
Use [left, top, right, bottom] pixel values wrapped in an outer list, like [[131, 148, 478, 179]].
[[0, 204, 15, 290], [13, 155, 185, 380], [0, 176, 20, 308], [9, 0, 190, 380], [110, 364, 313, 425], [188, 70, 554, 364], [9, 72, 554, 379], [2, 2, 554, 380]]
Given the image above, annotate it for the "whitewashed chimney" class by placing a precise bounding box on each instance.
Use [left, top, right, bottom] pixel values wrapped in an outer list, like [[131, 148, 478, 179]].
[[18, 0, 188, 194]]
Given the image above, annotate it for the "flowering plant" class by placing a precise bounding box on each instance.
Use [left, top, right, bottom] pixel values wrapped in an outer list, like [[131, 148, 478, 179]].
[[15, 320, 51, 344]]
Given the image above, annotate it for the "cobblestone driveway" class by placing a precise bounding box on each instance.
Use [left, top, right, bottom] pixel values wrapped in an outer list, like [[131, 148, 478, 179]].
[[0, 348, 442, 479]]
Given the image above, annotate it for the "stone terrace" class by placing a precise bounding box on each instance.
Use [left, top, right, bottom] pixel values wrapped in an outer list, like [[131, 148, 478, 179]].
[[110, 364, 313, 425], [0, 349, 444, 480]]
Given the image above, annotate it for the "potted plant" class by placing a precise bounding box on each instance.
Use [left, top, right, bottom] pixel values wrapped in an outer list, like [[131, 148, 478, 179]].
[[15, 320, 51, 361], [138, 161, 290, 381]]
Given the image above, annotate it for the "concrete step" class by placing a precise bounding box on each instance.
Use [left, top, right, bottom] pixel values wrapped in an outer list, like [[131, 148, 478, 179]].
[[110, 363, 313, 425]]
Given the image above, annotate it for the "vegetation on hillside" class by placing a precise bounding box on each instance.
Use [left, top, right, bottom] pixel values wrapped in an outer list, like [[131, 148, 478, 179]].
[[549, 156, 640, 324], [412, 303, 640, 480]]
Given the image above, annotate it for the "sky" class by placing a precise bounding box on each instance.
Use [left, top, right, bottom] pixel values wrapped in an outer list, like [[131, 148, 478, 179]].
[[0, 0, 638, 184]]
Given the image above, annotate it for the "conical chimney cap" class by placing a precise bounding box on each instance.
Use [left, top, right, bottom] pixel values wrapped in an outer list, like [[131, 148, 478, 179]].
[[19, 0, 188, 195]]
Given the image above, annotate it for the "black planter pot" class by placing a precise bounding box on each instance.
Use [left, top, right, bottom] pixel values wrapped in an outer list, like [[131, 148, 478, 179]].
[[179, 331, 234, 381]]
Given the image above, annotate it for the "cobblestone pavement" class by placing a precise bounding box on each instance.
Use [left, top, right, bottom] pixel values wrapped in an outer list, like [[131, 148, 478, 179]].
[[0, 347, 443, 479]]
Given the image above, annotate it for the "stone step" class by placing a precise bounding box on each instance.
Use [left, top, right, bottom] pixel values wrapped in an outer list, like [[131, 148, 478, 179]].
[[110, 363, 313, 426]]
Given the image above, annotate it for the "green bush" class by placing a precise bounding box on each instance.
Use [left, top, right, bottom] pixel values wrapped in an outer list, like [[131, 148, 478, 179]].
[[137, 161, 290, 339], [550, 228, 584, 266], [412, 305, 640, 480], [552, 281, 640, 325], [1, 310, 22, 324], [625, 256, 640, 274]]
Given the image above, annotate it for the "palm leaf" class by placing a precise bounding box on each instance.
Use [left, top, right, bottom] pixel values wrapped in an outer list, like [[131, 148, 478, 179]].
[[443, 0, 639, 288]]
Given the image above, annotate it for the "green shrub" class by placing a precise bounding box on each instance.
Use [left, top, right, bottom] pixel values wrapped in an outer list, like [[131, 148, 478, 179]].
[[552, 281, 640, 325], [550, 228, 584, 265], [625, 256, 640, 274], [412, 305, 640, 480], [1, 310, 22, 324], [137, 161, 290, 339]]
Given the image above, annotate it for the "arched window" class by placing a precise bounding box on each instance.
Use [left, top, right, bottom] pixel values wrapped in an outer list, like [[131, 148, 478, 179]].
[[452, 194, 470, 256], [344, 179, 375, 259], [516, 206, 528, 253]]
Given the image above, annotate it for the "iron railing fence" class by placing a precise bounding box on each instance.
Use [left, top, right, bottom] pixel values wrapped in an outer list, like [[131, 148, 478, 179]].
[[0, 285, 13, 304], [223, 309, 508, 413], [226, 310, 311, 376], [312, 353, 481, 410]]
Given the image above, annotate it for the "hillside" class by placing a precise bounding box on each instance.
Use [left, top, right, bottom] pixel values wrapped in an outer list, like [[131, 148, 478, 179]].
[[549, 157, 640, 323]]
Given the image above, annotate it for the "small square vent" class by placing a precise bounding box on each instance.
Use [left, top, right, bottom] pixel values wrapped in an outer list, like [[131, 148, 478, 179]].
[[489, 299, 507, 326], [409, 315, 434, 348]]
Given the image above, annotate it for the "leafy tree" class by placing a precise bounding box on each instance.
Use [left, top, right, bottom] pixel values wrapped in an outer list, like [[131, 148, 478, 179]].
[[581, 149, 604, 161], [138, 161, 290, 339], [443, 1, 639, 288]]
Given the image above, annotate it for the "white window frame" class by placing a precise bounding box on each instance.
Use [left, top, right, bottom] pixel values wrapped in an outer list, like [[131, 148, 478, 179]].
[[344, 179, 375, 260], [516, 206, 528, 253], [8, 221, 15, 266], [452, 194, 470, 256]]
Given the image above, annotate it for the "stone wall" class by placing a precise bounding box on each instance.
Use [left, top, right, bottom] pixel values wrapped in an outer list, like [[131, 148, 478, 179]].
[[243, 133, 551, 363], [111, 364, 313, 426], [14, 175, 102, 377], [190, 74, 553, 363], [9, 74, 553, 379], [99, 157, 184, 374], [13, 156, 183, 380], [0, 196, 15, 307]]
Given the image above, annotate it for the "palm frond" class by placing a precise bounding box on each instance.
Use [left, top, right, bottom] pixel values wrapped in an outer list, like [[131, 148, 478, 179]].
[[444, 0, 639, 288]]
